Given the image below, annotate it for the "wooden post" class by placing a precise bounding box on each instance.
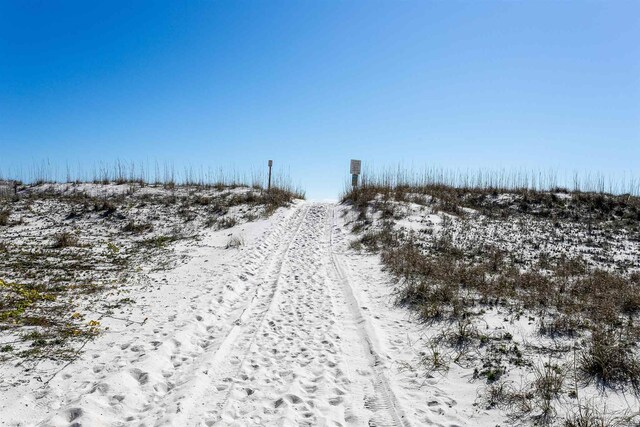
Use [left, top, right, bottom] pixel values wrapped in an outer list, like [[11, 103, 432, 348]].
[[267, 160, 273, 192], [13, 181, 17, 196], [352, 174, 358, 187]]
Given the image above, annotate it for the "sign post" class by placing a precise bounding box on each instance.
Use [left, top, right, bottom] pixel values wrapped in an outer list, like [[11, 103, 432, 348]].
[[267, 160, 273, 191], [350, 159, 361, 188]]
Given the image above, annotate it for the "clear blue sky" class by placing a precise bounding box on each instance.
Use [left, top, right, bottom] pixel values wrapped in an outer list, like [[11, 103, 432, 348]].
[[1, 1, 638, 199]]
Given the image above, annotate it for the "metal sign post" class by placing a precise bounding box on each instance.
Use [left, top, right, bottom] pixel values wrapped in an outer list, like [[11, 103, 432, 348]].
[[350, 159, 361, 188], [267, 160, 273, 191]]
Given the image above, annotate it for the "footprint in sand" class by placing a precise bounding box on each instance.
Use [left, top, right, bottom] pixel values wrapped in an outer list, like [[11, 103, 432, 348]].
[[303, 384, 318, 394], [130, 368, 149, 385], [110, 395, 125, 406], [328, 396, 344, 406], [285, 394, 303, 404], [90, 382, 109, 394], [66, 407, 83, 422]]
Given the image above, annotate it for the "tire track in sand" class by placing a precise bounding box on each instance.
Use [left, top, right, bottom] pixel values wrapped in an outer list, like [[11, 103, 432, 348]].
[[172, 204, 311, 425], [208, 203, 346, 426], [327, 206, 410, 427], [201, 203, 410, 426]]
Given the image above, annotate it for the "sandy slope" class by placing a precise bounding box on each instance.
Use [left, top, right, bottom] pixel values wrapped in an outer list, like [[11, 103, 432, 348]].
[[1, 202, 473, 426]]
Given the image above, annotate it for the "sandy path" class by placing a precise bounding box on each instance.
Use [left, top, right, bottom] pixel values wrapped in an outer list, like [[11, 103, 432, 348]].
[[9, 202, 467, 426], [176, 203, 409, 426]]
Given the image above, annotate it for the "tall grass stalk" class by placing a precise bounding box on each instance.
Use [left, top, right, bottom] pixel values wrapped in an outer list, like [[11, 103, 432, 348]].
[[344, 165, 640, 197], [0, 160, 304, 198]]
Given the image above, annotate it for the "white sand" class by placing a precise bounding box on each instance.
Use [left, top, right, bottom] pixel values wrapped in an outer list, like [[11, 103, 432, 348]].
[[1, 202, 478, 426]]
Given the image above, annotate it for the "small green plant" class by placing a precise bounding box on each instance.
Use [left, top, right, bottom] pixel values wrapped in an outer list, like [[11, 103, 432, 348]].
[[485, 368, 503, 383], [420, 342, 449, 375], [0, 279, 57, 322]]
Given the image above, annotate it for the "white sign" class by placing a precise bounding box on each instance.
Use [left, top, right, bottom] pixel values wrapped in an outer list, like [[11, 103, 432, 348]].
[[350, 159, 361, 175]]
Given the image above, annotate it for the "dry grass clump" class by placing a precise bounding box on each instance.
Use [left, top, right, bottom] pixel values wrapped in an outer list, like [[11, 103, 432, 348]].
[[478, 361, 640, 426], [538, 314, 580, 338], [225, 235, 244, 249], [563, 400, 637, 427], [51, 231, 79, 248], [222, 186, 304, 214], [479, 361, 566, 422], [216, 216, 237, 230], [263, 187, 305, 213], [578, 327, 640, 394], [123, 221, 154, 234], [0, 210, 10, 226]]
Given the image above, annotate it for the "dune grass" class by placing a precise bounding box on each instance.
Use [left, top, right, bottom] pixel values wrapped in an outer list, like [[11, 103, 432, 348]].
[[0, 168, 303, 363], [342, 167, 640, 424]]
